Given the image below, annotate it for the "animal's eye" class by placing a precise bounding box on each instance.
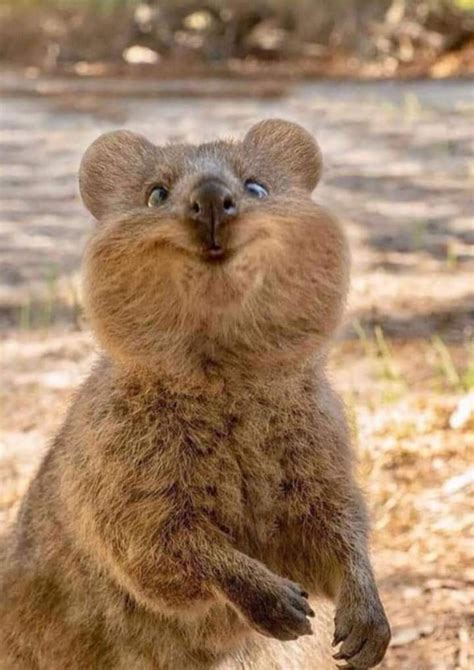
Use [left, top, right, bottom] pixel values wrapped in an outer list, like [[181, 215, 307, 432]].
[[147, 186, 168, 207], [244, 180, 268, 199]]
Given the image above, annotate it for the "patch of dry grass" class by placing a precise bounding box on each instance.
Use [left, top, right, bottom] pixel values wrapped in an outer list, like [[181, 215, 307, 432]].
[[331, 333, 474, 669]]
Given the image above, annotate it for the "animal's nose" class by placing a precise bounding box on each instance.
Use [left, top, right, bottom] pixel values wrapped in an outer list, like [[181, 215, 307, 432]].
[[188, 179, 237, 246]]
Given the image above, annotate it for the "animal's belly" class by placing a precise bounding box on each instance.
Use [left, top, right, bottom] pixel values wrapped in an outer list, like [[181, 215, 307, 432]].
[[114, 599, 252, 670], [115, 597, 336, 670], [217, 599, 337, 670]]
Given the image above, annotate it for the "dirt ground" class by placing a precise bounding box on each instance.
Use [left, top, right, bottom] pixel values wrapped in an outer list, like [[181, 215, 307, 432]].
[[0, 76, 473, 669]]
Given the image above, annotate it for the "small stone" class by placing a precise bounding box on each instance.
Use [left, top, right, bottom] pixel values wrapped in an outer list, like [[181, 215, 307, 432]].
[[122, 46, 160, 65]]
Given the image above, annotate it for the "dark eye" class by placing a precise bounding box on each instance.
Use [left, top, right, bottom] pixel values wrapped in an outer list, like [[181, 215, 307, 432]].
[[147, 186, 168, 207], [244, 180, 268, 199]]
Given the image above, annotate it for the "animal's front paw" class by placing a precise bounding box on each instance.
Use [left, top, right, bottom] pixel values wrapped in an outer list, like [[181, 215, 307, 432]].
[[333, 593, 391, 669], [228, 574, 314, 641]]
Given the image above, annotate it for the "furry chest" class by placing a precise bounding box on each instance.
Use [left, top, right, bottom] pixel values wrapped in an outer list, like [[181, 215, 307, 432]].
[[184, 418, 286, 551]]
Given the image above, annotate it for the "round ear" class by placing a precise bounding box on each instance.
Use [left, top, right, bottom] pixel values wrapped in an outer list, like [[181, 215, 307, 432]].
[[244, 119, 322, 191], [79, 130, 157, 220]]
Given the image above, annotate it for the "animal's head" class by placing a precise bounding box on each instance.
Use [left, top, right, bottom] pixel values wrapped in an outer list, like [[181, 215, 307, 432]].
[[79, 119, 349, 377]]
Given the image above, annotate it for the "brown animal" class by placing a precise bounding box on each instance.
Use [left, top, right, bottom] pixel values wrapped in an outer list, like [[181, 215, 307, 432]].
[[0, 120, 390, 670]]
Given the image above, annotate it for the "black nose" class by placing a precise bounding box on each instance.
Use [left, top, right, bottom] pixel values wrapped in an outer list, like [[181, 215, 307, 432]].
[[188, 179, 237, 247]]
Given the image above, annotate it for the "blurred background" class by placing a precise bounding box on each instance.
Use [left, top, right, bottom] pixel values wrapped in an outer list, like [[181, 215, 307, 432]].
[[0, 2, 473, 668]]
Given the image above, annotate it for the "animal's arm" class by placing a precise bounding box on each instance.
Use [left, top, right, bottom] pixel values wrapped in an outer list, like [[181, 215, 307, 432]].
[[61, 445, 313, 642], [295, 397, 391, 669], [317, 484, 391, 668]]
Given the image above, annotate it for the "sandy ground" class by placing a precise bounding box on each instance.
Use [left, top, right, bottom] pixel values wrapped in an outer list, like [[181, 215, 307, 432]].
[[1, 77, 473, 669]]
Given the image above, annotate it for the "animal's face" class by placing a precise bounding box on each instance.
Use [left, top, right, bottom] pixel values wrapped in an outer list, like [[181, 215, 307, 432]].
[[80, 120, 349, 372]]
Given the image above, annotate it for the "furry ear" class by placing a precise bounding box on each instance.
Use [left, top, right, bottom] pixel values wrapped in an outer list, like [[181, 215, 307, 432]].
[[79, 130, 157, 220], [244, 119, 322, 191]]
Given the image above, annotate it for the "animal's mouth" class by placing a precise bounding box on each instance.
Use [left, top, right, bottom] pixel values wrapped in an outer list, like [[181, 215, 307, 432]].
[[201, 243, 228, 262], [199, 233, 265, 264], [155, 229, 268, 265]]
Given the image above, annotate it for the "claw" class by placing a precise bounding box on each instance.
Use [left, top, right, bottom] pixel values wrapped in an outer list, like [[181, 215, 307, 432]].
[[333, 651, 348, 660], [333, 632, 346, 647]]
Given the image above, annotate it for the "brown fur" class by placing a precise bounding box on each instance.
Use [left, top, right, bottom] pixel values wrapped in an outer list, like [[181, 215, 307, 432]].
[[0, 120, 390, 669]]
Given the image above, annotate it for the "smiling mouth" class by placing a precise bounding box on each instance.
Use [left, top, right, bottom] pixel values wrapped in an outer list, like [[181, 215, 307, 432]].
[[162, 232, 264, 265], [199, 232, 267, 264], [203, 243, 227, 261]]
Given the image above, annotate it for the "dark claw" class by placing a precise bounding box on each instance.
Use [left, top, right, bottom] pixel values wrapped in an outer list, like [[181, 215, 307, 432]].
[[334, 651, 348, 660], [287, 581, 309, 599]]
